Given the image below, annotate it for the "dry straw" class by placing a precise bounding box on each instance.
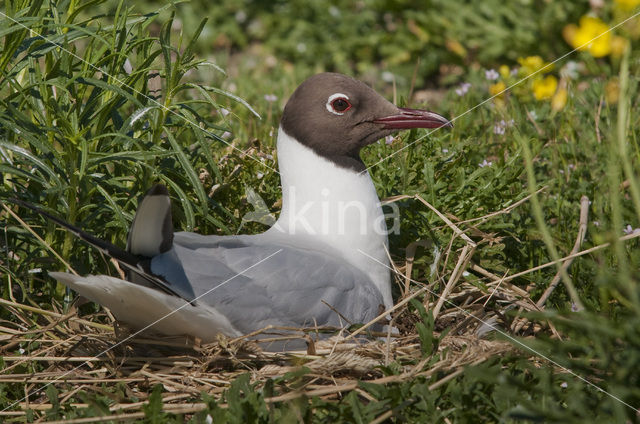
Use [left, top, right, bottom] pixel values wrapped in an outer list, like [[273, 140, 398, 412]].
[[3, 193, 639, 421]]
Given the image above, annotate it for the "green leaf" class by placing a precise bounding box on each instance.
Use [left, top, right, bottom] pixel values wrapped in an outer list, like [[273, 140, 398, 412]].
[[165, 131, 208, 216], [76, 76, 144, 109], [184, 83, 261, 119], [143, 384, 166, 423], [0, 141, 62, 187]]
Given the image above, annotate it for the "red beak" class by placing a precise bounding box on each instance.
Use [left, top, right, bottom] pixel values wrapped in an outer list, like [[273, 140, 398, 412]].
[[373, 107, 452, 129]]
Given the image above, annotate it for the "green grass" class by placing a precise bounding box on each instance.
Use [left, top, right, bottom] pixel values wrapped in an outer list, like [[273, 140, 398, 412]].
[[2, 0, 640, 422]]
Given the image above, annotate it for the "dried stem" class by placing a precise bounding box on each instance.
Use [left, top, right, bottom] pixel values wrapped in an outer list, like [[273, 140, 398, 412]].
[[536, 196, 590, 308]]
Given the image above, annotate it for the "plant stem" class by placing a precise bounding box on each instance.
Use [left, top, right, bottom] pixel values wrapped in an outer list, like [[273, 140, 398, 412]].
[[519, 135, 584, 311]]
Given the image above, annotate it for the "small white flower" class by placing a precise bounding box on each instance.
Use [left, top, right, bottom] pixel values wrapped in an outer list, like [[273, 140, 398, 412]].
[[529, 110, 538, 121], [264, 94, 278, 102], [560, 61, 580, 80], [510, 67, 519, 76], [18, 348, 25, 354], [455, 82, 471, 96], [235, 10, 247, 23], [385, 135, 394, 145], [495, 119, 514, 131], [205, 414, 213, 424], [442, 148, 449, 153], [493, 123, 505, 135], [479, 159, 493, 167], [568, 164, 575, 170], [571, 302, 579, 312], [257, 172, 264, 179], [221, 131, 232, 139], [560, 382, 568, 388], [265, 55, 278, 67], [381, 71, 394, 83], [593, 221, 600, 227], [485, 69, 499, 81], [462, 271, 470, 277], [220, 108, 230, 117], [623, 225, 640, 235]]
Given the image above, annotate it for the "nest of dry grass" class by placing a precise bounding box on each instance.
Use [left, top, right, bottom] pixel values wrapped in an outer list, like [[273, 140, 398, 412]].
[[1, 194, 594, 422], [1, 293, 517, 423]]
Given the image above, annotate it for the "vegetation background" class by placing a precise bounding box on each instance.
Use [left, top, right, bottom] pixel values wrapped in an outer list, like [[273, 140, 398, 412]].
[[1, 0, 640, 422]]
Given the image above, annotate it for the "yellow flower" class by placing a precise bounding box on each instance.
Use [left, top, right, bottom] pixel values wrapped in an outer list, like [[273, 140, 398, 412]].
[[610, 35, 629, 57], [605, 79, 620, 104], [446, 39, 467, 57], [518, 56, 553, 76], [614, 0, 640, 11], [563, 24, 578, 46], [499, 65, 511, 79], [570, 16, 612, 57], [489, 81, 506, 97], [551, 88, 568, 111], [532, 75, 558, 100], [519, 55, 543, 70]]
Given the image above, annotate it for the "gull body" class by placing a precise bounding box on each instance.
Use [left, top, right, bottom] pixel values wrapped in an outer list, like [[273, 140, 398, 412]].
[[37, 73, 451, 350], [269, 128, 392, 307]]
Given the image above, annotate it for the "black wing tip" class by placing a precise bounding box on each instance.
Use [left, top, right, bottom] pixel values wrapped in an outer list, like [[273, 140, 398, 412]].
[[7, 197, 73, 229], [9, 195, 190, 303], [7, 196, 41, 210], [8, 196, 139, 263]]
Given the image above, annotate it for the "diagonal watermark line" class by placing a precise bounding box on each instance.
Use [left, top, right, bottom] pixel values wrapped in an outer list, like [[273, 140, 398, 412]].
[[2, 5, 639, 414], [361, 10, 640, 175], [357, 248, 640, 414], [0, 10, 279, 175], [2, 249, 282, 412]]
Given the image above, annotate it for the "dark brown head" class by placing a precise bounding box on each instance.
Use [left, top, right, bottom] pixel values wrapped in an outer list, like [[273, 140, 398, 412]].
[[280, 73, 452, 172]]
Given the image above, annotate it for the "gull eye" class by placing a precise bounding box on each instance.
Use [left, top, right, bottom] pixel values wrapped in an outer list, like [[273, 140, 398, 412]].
[[332, 98, 351, 112], [326, 93, 352, 115]]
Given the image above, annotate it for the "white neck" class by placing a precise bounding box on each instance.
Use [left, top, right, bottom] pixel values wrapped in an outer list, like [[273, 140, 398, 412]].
[[267, 127, 392, 308]]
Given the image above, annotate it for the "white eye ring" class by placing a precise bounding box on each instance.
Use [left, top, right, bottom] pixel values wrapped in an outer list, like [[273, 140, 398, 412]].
[[326, 93, 350, 115]]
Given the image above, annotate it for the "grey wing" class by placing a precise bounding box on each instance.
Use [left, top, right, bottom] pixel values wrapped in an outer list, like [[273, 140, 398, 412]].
[[150, 232, 385, 336]]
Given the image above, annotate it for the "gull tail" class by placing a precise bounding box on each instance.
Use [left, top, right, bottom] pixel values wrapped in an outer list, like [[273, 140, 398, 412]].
[[49, 272, 241, 341], [10, 185, 183, 300]]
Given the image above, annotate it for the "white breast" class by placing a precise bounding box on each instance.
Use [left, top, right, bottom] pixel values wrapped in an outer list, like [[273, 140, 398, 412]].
[[267, 127, 393, 308]]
